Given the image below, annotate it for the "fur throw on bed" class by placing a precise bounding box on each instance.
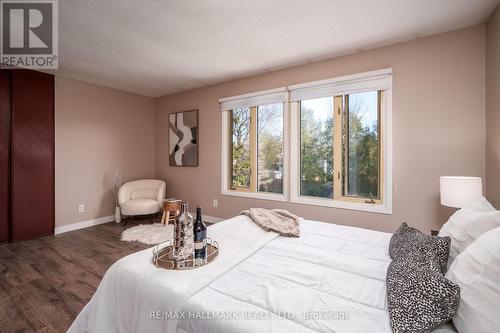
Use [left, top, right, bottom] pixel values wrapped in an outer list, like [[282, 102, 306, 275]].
[[240, 208, 300, 237]]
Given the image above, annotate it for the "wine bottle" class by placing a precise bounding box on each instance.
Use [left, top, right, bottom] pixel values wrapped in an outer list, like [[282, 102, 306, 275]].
[[193, 206, 207, 264]]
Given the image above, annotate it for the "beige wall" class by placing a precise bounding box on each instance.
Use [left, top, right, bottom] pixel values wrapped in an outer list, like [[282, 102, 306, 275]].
[[55, 77, 156, 227], [486, 5, 500, 208], [156, 25, 486, 233]]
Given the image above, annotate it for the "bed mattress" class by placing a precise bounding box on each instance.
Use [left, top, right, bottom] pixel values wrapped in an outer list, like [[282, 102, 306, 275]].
[[177, 219, 456, 333]]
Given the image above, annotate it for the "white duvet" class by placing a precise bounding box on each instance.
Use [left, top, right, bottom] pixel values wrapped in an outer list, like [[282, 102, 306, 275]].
[[69, 216, 457, 333], [178, 218, 393, 333]]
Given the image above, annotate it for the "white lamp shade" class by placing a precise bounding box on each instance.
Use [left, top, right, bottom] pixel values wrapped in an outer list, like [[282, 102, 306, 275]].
[[440, 176, 483, 208]]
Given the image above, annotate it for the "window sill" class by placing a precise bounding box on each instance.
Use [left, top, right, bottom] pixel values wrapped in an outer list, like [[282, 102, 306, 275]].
[[222, 190, 287, 202], [290, 195, 392, 214]]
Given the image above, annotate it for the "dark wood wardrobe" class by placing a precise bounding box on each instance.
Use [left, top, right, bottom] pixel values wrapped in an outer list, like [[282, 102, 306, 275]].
[[0, 69, 54, 243]]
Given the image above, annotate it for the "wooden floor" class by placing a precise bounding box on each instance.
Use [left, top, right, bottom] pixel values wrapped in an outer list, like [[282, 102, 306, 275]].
[[0, 220, 153, 333]]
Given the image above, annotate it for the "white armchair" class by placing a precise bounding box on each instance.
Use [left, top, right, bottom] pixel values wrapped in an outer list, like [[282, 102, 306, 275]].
[[118, 179, 166, 221]]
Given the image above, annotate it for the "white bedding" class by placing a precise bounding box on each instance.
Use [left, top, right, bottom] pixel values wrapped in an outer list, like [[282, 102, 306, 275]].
[[70, 217, 457, 333], [177, 219, 457, 333], [177, 219, 392, 333], [69, 216, 278, 333]]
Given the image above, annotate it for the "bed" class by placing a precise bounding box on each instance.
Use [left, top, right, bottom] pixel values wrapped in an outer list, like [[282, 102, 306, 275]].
[[69, 216, 456, 333]]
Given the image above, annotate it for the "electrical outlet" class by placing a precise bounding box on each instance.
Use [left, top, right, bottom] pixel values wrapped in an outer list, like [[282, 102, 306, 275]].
[[213, 199, 218, 208], [78, 204, 85, 213]]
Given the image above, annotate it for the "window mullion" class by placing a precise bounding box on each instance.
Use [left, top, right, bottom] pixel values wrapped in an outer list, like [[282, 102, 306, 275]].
[[378, 91, 384, 203], [250, 106, 258, 192], [229, 111, 234, 190], [333, 96, 343, 201]]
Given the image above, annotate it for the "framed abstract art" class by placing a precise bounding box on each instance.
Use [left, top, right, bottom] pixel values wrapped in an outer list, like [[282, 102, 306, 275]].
[[169, 110, 199, 167]]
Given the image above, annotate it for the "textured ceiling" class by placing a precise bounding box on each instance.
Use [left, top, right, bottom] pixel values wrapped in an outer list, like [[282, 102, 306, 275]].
[[53, 0, 500, 97]]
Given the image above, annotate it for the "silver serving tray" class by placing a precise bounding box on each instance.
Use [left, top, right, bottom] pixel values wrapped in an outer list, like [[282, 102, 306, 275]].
[[152, 238, 219, 270]]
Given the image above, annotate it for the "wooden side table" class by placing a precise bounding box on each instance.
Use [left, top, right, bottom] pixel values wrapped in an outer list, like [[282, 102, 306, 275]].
[[161, 199, 182, 225]]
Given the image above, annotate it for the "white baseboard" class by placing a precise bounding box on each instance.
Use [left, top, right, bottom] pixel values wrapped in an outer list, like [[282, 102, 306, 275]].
[[54, 213, 224, 235], [55, 215, 115, 235]]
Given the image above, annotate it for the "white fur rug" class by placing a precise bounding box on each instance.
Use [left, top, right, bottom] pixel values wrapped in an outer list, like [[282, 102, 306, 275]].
[[121, 223, 174, 245]]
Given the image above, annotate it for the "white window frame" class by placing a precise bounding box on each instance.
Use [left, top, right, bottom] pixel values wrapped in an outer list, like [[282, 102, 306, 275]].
[[290, 69, 393, 214], [220, 88, 289, 202], [220, 69, 393, 214]]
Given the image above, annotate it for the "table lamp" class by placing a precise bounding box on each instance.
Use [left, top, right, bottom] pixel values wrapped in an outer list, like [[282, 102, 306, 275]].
[[440, 176, 483, 208]]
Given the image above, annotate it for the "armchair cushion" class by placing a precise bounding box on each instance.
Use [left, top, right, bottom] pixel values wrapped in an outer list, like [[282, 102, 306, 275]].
[[121, 199, 159, 216], [118, 179, 166, 216]]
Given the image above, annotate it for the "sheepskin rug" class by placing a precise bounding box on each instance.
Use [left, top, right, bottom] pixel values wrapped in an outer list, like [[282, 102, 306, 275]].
[[121, 223, 174, 245]]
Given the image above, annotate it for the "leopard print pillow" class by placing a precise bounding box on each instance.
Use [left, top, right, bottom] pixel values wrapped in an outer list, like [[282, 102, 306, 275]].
[[386, 248, 460, 333], [389, 222, 451, 274]]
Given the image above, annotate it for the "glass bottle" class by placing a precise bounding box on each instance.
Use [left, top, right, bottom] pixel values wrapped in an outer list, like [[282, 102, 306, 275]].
[[173, 202, 194, 261], [193, 206, 207, 265]]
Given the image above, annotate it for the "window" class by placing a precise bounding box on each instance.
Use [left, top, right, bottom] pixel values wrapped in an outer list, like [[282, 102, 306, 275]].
[[221, 69, 392, 213], [230, 107, 253, 190], [290, 69, 392, 213], [229, 103, 284, 194], [300, 97, 334, 198], [257, 104, 284, 194], [344, 91, 381, 201], [298, 92, 382, 204], [220, 87, 288, 200]]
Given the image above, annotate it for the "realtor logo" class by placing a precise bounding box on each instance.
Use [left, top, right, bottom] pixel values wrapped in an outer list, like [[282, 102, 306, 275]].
[[1, 0, 58, 69]]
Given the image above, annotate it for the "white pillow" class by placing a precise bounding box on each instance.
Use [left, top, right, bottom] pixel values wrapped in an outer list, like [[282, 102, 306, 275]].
[[438, 196, 499, 263], [458, 196, 495, 212], [446, 226, 500, 333]]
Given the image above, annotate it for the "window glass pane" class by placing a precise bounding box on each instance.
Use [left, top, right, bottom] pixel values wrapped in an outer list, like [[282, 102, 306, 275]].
[[345, 91, 379, 199], [300, 97, 334, 198], [257, 103, 283, 194], [231, 107, 251, 189]]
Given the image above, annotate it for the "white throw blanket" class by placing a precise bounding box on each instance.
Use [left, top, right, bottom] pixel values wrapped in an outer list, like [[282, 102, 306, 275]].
[[68, 215, 278, 333]]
